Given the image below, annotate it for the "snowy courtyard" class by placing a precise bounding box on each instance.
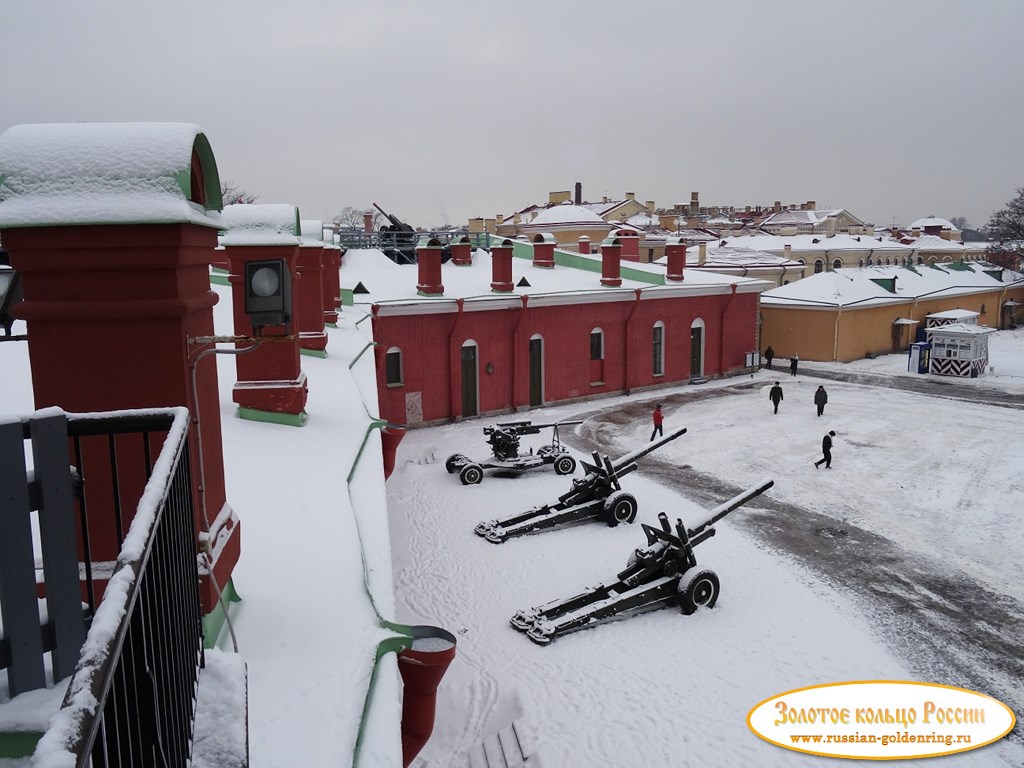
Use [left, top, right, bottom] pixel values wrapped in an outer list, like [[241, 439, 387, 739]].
[[387, 333, 1024, 767]]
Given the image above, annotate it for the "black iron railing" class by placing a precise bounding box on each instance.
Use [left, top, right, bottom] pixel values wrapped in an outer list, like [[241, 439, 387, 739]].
[[31, 408, 203, 768], [333, 228, 491, 252]]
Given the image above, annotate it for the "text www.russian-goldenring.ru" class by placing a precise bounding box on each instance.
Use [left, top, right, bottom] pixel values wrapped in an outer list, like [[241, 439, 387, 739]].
[[790, 732, 972, 747]]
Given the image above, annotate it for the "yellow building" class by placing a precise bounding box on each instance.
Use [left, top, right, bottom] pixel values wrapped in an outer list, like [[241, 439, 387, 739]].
[[760, 262, 1024, 362]]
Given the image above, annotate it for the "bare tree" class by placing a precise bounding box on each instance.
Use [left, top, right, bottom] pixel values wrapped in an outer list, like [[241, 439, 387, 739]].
[[221, 181, 258, 206], [987, 188, 1024, 243], [948, 216, 969, 231], [333, 206, 379, 229]]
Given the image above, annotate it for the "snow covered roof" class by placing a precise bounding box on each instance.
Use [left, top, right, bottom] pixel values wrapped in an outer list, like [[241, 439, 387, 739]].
[[342, 248, 770, 314], [761, 262, 1024, 309], [0, 122, 224, 229], [761, 208, 861, 227], [522, 203, 608, 228], [926, 322, 995, 336], [927, 309, 979, 320], [721, 233, 912, 254], [906, 234, 966, 251], [909, 216, 956, 230], [218, 204, 301, 247]]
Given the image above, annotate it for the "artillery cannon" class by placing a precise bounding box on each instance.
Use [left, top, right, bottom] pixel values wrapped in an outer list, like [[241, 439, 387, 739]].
[[446, 420, 583, 485], [473, 426, 686, 543], [510, 479, 774, 645], [372, 202, 417, 264]]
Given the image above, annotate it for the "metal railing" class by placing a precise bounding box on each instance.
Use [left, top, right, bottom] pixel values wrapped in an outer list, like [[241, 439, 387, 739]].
[[30, 408, 203, 768], [333, 228, 491, 253]]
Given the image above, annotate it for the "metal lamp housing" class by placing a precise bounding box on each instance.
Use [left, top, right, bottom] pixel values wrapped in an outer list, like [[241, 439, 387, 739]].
[[244, 259, 292, 330]]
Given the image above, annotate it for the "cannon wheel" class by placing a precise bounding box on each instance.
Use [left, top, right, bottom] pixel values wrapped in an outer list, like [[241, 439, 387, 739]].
[[445, 454, 464, 474], [678, 569, 720, 615], [603, 491, 638, 526], [460, 463, 484, 485], [553, 454, 576, 476]]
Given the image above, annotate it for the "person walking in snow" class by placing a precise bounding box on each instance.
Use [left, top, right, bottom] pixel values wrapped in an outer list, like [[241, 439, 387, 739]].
[[789, 354, 799, 376], [814, 431, 836, 469], [764, 346, 775, 369], [814, 385, 828, 417], [769, 381, 784, 414], [650, 404, 664, 441]]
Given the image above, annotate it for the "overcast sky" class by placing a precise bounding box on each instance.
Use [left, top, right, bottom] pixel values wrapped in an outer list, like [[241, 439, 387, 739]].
[[3, 1, 1023, 232]]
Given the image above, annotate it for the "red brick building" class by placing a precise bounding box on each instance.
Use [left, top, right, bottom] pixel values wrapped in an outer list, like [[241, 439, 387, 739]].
[[344, 242, 769, 425]]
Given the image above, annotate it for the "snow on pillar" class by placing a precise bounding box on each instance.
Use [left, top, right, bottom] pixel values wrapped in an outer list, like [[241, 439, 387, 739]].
[[577, 236, 591, 255], [665, 237, 687, 282], [490, 240, 514, 293], [0, 121, 240, 614], [221, 203, 308, 426], [600, 238, 623, 287], [417, 238, 444, 296]]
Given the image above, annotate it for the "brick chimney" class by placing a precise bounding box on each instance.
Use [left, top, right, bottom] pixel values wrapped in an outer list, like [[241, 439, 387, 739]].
[[659, 213, 678, 231], [698, 242, 707, 266], [363, 210, 374, 233], [574, 181, 582, 204], [665, 238, 687, 281], [490, 240, 514, 292], [577, 236, 591, 255], [645, 200, 655, 211], [601, 239, 622, 287], [784, 244, 792, 260], [532, 233, 555, 268], [615, 229, 640, 262], [450, 235, 472, 266], [416, 238, 444, 295]]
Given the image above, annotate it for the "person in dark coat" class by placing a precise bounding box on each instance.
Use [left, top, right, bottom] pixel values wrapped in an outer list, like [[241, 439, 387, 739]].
[[814, 430, 836, 468], [789, 354, 799, 376], [650, 404, 664, 440], [769, 381, 784, 414], [764, 346, 775, 369], [814, 385, 828, 417]]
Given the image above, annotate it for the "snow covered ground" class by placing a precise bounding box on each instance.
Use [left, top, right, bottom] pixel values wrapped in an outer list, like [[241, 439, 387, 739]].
[[386, 332, 1024, 767]]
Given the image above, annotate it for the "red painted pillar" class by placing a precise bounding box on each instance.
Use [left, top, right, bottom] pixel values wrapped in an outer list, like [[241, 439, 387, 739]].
[[490, 242, 514, 293], [665, 239, 687, 281], [577, 236, 591, 255], [296, 243, 328, 355], [532, 235, 555, 268], [601, 240, 623, 287], [224, 244, 308, 422], [417, 240, 444, 296], [450, 237, 472, 266], [321, 246, 341, 325], [5, 224, 239, 613], [617, 232, 640, 262]]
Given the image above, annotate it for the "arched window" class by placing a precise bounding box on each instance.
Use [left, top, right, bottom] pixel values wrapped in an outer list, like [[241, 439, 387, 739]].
[[886, 257, 891, 265], [867, 257, 873, 266], [385, 347, 403, 386], [858, 258, 864, 268], [917, 256, 924, 265], [832, 259, 843, 271], [590, 327, 604, 360], [652, 321, 665, 376], [814, 259, 824, 274]]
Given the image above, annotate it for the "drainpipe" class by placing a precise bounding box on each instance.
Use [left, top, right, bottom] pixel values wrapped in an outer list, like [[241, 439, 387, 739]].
[[510, 295, 529, 411], [623, 288, 643, 393], [832, 305, 844, 362], [448, 298, 466, 419], [718, 284, 738, 375]]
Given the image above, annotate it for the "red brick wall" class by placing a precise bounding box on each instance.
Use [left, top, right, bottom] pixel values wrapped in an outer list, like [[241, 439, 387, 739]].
[[372, 290, 758, 425]]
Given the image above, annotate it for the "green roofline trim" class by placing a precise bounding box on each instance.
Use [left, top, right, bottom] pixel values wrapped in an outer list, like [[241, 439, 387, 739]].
[[488, 234, 664, 286]]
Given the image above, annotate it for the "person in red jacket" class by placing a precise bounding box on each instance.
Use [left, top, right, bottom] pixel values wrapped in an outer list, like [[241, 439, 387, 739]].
[[650, 404, 664, 440]]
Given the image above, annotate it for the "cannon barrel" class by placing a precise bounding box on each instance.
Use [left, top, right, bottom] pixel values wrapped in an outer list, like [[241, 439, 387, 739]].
[[687, 478, 774, 538], [372, 202, 414, 232], [611, 426, 687, 470]]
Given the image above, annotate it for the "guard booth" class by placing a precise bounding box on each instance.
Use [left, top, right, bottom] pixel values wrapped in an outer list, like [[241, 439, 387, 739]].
[[908, 342, 931, 374], [926, 323, 995, 378]]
